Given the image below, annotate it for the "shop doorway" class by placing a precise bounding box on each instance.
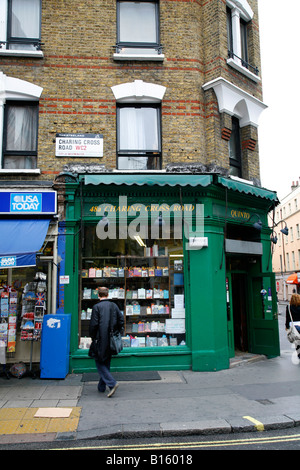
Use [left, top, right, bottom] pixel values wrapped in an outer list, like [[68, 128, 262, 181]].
[[231, 273, 248, 352], [227, 257, 280, 358]]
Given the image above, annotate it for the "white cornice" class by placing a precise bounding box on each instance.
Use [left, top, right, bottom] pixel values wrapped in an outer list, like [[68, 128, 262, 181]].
[[226, 0, 253, 21], [0, 72, 43, 101], [202, 77, 267, 128], [111, 79, 166, 103]]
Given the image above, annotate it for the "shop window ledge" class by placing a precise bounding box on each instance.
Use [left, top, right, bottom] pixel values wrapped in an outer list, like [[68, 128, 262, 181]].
[[72, 345, 191, 358]]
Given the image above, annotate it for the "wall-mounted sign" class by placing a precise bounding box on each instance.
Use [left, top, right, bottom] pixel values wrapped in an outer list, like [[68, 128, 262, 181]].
[[0, 256, 16, 268], [59, 275, 70, 285], [0, 191, 56, 215], [56, 133, 103, 158]]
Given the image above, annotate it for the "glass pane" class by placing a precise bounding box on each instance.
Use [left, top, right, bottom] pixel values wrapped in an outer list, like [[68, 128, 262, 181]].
[[240, 21, 248, 63], [228, 118, 240, 162], [229, 165, 240, 177], [3, 155, 37, 169], [227, 8, 233, 53], [80, 226, 186, 349], [11, 0, 40, 39], [6, 105, 38, 151], [117, 47, 158, 55], [118, 156, 160, 170], [119, 107, 159, 151], [8, 43, 37, 50], [119, 2, 157, 43]]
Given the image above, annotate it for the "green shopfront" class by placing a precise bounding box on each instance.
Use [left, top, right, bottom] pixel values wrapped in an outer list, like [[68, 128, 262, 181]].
[[59, 173, 280, 373]]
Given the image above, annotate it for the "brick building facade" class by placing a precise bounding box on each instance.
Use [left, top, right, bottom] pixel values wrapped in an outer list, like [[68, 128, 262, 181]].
[[0, 0, 281, 374], [0, 0, 263, 180]]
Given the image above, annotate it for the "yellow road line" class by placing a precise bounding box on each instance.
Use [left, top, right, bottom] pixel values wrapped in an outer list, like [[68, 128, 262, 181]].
[[53, 433, 300, 451], [243, 415, 265, 431]]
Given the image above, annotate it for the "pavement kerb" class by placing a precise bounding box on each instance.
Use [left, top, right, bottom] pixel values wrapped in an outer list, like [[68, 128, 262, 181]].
[[55, 414, 300, 442], [1, 413, 300, 445]]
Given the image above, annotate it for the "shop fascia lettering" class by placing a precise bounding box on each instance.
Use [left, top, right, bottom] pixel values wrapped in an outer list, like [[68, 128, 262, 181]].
[[91, 202, 195, 213], [95, 196, 204, 248], [230, 209, 250, 220], [10, 194, 41, 212]]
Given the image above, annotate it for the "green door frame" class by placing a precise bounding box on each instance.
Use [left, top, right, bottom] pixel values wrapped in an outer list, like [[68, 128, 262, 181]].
[[226, 273, 235, 358], [248, 272, 280, 357], [226, 258, 279, 359]]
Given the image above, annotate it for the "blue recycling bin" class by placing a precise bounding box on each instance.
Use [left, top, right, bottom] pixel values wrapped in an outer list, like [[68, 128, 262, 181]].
[[40, 314, 71, 379]]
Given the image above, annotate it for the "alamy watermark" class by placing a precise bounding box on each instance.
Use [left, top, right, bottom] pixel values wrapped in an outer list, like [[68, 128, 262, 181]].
[[95, 195, 205, 250]]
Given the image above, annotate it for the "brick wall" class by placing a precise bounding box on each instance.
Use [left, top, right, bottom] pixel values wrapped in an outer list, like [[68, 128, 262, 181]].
[[0, 0, 262, 182]]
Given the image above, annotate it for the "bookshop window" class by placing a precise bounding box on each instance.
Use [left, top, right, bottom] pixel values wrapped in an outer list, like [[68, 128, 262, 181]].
[[79, 225, 186, 350]]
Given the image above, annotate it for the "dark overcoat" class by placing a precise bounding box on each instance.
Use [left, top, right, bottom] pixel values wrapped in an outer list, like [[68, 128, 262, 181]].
[[286, 304, 300, 329], [89, 299, 124, 362]]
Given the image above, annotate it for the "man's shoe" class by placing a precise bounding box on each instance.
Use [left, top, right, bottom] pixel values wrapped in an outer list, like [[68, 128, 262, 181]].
[[107, 382, 119, 398]]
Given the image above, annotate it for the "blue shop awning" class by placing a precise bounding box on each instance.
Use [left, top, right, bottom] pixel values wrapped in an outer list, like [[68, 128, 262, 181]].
[[84, 174, 213, 187], [0, 219, 50, 268]]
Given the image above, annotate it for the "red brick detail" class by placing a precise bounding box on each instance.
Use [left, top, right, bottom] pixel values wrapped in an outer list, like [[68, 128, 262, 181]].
[[242, 139, 257, 151], [221, 128, 231, 141]]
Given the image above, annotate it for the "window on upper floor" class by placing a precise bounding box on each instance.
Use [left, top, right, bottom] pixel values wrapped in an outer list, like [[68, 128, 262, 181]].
[[117, 104, 161, 170], [228, 117, 242, 178], [0, 0, 42, 56], [2, 101, 39, 169], [226, 1, 259, 82], [114, 0, 164, 61], [0, 72, 42, 172]]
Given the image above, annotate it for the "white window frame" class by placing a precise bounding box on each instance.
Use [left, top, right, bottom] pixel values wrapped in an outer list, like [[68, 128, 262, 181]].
[[0, 0, 43, 57], [0, 71, 42, 173], [226, 0, 260, 82]]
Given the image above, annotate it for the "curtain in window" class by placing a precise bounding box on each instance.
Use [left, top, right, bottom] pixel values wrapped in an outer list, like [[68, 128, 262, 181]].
[[3, 156, 36, 169], [6, 105, 37, 151], [10, 0, 40, 49], [119, 107, 159, 151], [119, 2, 156, 43], [240, 21, 248, 63]]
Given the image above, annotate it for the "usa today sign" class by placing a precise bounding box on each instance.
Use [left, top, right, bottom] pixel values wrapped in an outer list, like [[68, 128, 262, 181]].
[[0, 192, 56, 214], [11, 193, 42, 212], [0, 256, 16, 268]]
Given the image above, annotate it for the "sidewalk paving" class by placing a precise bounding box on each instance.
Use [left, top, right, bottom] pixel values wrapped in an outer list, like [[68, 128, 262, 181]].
[[0, 348, 300, 445], [0, 304, 299, 445]]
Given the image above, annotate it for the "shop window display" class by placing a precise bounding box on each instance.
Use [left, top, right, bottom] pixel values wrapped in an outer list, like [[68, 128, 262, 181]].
[[79, 226, 186, 350], [0, 261, 50, 368]]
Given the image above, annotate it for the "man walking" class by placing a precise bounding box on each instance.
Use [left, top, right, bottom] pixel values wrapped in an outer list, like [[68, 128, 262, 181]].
[[89, 286, 124, 397]]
